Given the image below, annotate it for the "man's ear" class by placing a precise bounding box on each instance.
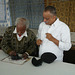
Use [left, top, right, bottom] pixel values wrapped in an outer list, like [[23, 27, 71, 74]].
[[53, 16, 56, 21]]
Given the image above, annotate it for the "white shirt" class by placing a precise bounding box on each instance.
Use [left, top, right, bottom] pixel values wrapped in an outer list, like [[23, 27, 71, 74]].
[[37, 18, 71, 61], [13, 27, 27, 41]]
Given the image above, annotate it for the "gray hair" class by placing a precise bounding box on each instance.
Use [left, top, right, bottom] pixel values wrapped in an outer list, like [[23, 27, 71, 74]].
[[44, 6, 56, 16], [15, 17, 29, 29]]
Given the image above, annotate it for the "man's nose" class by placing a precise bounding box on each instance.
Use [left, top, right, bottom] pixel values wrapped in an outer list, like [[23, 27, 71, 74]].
[[18, 31, 21, 35], [43, 18, 46, 22]]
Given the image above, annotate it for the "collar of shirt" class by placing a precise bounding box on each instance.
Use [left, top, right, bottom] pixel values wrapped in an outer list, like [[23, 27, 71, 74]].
[[13, 27, 28, 41], [44, 18, 60, 28], [13, 27, 28, 37], [47, 18, 60, 34], [52, 18, 60, 27]]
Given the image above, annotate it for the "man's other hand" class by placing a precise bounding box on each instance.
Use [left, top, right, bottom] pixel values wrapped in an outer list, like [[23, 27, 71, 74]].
[[9, 51, 16, 56], [36, 39, 42, 45]]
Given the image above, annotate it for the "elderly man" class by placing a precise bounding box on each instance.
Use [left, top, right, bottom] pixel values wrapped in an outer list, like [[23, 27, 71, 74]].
[[1, 17, 37, 59]]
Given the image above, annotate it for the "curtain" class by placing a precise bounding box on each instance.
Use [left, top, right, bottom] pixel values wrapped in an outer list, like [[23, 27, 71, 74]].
[[9, 0, 44, 29], [0, 0, 11, 27]]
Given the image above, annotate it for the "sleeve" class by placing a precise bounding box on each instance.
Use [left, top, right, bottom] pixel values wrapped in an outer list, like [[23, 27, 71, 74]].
[[59, 25, 72, 51], [1, 27, 13, 54], [25, 31, 38, 56], [37, 22, 43, 40]]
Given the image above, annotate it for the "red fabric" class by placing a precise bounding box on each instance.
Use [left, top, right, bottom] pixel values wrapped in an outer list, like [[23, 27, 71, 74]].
[[18, 35, 21, 37]]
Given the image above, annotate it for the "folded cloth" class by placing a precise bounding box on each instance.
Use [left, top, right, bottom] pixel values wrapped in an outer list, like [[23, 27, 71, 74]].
[[41, 52, 57, 63], [32, 57, 42, 67], [31, 52, 57, 67]]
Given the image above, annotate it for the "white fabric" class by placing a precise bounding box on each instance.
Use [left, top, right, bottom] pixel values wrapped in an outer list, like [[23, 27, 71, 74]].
[[13, 27, 27, 41], [0, 50, 75, 75], [37, 18, 71, 61], [0, 0, 11, 27]]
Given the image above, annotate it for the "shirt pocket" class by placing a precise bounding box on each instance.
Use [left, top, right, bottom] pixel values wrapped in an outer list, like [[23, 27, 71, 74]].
[[51, 30, 61, 40]]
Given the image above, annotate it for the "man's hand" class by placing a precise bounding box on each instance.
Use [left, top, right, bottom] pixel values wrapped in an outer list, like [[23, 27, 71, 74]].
[[36, 39, 42, 45], [46, 33, 54, 41], [9, 51, 16, 56], [46, 33, 59, 46], [22, 53, 28, 59]]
